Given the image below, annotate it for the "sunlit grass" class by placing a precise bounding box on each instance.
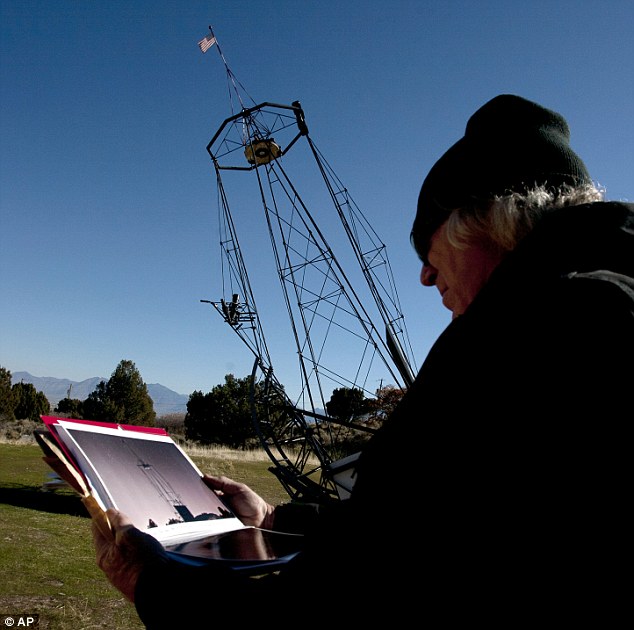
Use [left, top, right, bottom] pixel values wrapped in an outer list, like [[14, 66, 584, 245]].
[[0, 441, 296, 629]]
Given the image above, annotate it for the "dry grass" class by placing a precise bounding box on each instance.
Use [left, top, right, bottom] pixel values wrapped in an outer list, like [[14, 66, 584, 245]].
[[181, 442, 273, 462]]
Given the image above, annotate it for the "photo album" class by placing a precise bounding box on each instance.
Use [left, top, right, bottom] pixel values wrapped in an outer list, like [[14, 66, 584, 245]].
[[36, 416, 303, 572]]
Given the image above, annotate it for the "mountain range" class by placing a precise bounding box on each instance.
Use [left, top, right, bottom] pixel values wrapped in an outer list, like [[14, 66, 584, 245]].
[[11, 371, 189, 415]]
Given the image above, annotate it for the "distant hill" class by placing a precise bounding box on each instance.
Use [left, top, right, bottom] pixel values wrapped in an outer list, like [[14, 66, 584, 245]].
[[11, 371, 188, 415]]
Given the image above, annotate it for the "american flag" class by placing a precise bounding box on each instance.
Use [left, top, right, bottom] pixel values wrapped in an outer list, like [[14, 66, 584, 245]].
[[197, 34, 216, 54]]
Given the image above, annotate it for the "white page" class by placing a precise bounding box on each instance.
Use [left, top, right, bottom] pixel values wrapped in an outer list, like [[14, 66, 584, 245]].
[[54, 420, 246, 544]]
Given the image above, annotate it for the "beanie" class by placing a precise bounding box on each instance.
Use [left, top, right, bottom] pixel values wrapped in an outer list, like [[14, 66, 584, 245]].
[[411, 94, 591, 262]]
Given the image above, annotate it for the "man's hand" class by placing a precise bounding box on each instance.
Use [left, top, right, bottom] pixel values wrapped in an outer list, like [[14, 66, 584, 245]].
[[203, 475, 275, 529], [92, 509, 165, 602]]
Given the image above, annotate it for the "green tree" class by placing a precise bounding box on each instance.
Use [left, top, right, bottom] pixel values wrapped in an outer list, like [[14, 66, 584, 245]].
[[325, 387, 368, 421], [12, 381, 50, 421], [184, 374, 257, 448], [0, 367, 16, 421], [55, 397, 85, 418], [83, 360, 155, 426]]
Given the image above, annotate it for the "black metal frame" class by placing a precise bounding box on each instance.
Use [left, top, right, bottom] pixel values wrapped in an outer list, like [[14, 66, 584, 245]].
[[203, 101, 415, 502]]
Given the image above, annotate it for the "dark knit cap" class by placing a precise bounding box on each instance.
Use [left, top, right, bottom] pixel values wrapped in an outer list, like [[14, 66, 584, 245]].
[[411, 94, 591, 262]]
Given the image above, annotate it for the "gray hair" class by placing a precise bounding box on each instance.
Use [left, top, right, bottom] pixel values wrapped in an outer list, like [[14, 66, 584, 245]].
[[444, 183, 605, 253]]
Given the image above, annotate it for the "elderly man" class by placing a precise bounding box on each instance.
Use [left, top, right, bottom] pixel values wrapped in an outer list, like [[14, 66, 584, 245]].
[[94, 95, 633, 627]]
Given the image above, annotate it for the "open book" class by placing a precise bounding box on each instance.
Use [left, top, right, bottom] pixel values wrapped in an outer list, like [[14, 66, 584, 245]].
[[37, 416, 303, 572]]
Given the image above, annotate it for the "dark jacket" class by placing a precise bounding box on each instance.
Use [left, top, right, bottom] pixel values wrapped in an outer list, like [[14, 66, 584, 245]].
[[135, 202, 633, 627]]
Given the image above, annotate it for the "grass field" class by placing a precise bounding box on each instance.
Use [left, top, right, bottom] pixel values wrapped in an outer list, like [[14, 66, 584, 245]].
[[0, 440, 291, 629]]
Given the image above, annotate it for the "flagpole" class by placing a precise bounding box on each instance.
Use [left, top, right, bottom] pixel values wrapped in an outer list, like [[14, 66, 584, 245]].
[[207, 26, 231, 77], [204, 25, 250, 111]]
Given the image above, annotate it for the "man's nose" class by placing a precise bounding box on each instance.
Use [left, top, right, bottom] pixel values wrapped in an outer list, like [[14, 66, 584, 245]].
[[420, 263, 437, 286]]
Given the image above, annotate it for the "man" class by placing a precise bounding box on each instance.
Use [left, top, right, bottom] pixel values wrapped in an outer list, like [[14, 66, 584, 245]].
[[94, 95, 633, 626]]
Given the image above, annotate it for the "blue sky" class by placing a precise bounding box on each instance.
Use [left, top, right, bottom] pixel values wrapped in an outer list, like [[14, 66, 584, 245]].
[[1, 0, 632, 399]]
